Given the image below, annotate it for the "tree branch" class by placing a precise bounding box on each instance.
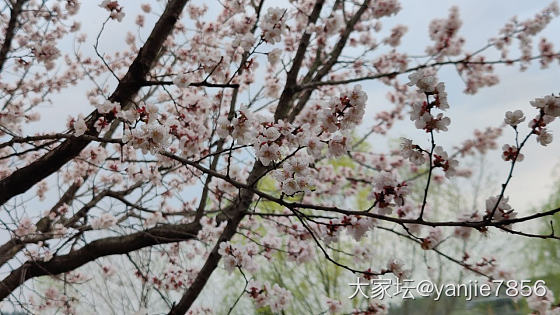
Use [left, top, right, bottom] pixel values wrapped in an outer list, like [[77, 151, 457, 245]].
[[0, 0, 27, 72], [0, 221, 201, 301]]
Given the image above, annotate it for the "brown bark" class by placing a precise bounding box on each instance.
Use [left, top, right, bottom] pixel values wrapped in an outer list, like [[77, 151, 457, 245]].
[[0, 0, 27, 72], [0, 221, 201, 300]]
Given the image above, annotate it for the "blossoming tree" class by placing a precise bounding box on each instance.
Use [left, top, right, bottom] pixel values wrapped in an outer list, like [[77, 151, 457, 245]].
[[0, 0, 560, 313]]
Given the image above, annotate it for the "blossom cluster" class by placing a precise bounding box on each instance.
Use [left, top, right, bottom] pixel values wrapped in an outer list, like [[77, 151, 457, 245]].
[[14, 217, 37, 238], [369, 0, 401, 19], [485, 195, 517, 224], [99, 0, 125, 22], [457, 127, 503, 156], [321, 85, 368, 132], [399, 138, 425, 165], [218, 241, 259, 273], [370, 172, 409, 215], [30, 286, 78, 314], [91, 213, 117, 230], [493, 2, 559, 69], [407, 70, 451, 133], [152, 265, 190, 291], [421, 227, 444, 250], [426, 6, 464, 57], [386, 258, 411, 279], [530, 95, 559, 146], [260, 8, 285, 44], [25, 242, 53, 262], [316, 215, 376, 244], [247, 280, 292, 313], [527, 285, 559, 315], [432, 146, 459, 178], [271, 154, 316, 195], [216, 86, 368, 194]]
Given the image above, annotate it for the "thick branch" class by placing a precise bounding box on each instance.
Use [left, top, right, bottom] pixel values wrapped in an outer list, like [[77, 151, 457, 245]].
[[273, 0, 325, 121], [168, 210, 245, 314], [0, 221, 201, 301], [0, 0, 27, 72]]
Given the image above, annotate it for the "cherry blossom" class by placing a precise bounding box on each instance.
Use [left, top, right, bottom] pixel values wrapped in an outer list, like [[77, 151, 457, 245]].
[[426, 6, 464, 57], [537, 128, 554, 146], [33, 42, 61, 70], [399, 138, 426, 165], [485, 195, 517, 222], [433, 146, 459, 178], [328, 132, 351, 157], [247, 280, 292, 312], [100, 0, 125, 22], [255, 142, 281, 166], [173, 73, 194, 88], [124, 124, 171, 154], [321, 85, 368, 132], [267, 48, 282, 66], [96, 100, 120, 115], [384, 25, 408, 47], [325, 298, 343, 314], [370, 0, 401, 19], [407, 74, 452, 132], [504, 110, 526, 127], [72, 114, 88, 136], [531, 95, 560, 117], [370, 172, 409, 214], [386, 258, 410, 279], [260, 8, 285, 44], [218, 241, 259, 273], [91, 213, 117, 230], [527, 285, 558, 315], [501, 144, 524, 162], [421, 227, 444, 250], [407, 69, 437, 93], [14, 217, 37, 238]]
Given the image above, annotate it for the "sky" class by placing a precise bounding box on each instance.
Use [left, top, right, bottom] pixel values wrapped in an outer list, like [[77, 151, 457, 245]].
[[24, 0, 560, 214]]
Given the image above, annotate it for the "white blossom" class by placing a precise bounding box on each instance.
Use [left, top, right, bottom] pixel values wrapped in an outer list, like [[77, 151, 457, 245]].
[[91, 213, 117, 230], [537, 128, 553, 146], [407, 69, 437, 93], [504, 109, 525, 126], [73, 114, 87, 136], [173, 73, 194, 88]]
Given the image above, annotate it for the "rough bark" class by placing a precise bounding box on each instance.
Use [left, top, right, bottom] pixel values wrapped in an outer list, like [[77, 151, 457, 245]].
[[0, 221, 201, 300], [0, 0, 27, 72]]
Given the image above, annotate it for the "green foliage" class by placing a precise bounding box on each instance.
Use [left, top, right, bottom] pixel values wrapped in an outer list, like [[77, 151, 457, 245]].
[[523, 167, 560, 300], [234, 135, 516, 314]]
